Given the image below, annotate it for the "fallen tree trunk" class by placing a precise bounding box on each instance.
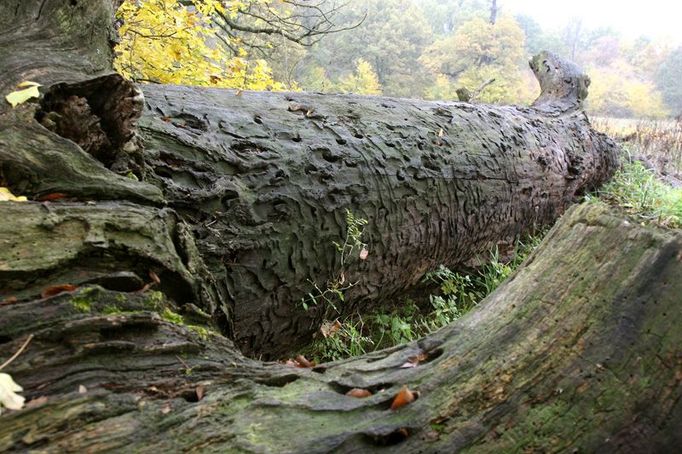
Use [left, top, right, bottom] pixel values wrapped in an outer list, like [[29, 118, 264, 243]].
[[1, 203, 680, 452], [0, 0, 618, 357]]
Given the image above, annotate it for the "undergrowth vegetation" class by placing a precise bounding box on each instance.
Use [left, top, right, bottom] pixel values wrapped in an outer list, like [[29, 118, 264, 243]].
[[594, 160, 682, 228], [593, 117, 681, 228], [593, 117, 682, 177], [302, 237, 542, 363]]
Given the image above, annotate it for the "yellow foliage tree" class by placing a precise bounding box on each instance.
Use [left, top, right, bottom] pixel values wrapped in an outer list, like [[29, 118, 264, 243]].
[[588, 66, 668, 118], [114, 0, 284, 91], [421, 16, 534, 104], [338, 59, 382, 95]]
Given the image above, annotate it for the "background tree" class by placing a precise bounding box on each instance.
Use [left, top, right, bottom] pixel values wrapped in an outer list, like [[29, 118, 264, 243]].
[[656, 46, 682, 115], [114, 0, 679, 116], [296, 0, 434, 97], [115, 0, 358, 90], [338, 59, 382, 95], [420, 16, 534, 104]]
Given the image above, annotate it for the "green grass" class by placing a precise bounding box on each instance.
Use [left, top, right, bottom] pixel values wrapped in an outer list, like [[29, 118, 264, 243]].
[[595, 160, 682, 228]]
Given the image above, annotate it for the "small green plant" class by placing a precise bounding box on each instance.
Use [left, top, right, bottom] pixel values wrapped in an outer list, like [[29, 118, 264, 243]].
[[300, 209, 368, 313], [374, 312, 418, 347], [332, 209, 368, 270], [304, 316, 374, 362]]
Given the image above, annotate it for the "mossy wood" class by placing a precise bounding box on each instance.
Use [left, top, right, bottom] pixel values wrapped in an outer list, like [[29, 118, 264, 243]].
[[2, 2, 676, 451]]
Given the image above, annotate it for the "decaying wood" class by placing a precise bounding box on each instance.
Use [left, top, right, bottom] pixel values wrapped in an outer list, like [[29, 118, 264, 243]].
[[1, 203, 680, 452]]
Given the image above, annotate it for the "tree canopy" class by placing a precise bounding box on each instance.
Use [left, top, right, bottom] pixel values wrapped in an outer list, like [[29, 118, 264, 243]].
[[113, 0, 678, 117]]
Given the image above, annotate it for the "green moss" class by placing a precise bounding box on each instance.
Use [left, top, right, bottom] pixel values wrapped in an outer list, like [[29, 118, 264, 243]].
[[430, 422, 446, 434], [70, 287, 100, 313], [161, 308, 185, 325], [144, 291, 165, 310], [71, 298, 92, 313], [187, 325, 216, 340], [115, 293, 127, 304], [103, 304, 123, 315]]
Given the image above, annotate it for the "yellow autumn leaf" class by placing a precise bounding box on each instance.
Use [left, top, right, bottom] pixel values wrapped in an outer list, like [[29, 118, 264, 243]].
[[0, 373, 25, 413], [5, 81, 41, 108], [16, 81, 41, 88], [0, 187, 27, 202]]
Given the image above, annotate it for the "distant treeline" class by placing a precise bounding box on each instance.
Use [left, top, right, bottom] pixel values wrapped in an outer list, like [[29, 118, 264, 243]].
[[115, 0, 682, 118]]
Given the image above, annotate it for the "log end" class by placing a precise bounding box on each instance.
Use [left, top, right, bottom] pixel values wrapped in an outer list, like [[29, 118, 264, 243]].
[[530, 51, 591, 115]]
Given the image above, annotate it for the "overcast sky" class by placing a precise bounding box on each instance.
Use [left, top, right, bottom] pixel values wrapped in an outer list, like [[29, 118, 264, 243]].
[[504, 0, 682, 44]]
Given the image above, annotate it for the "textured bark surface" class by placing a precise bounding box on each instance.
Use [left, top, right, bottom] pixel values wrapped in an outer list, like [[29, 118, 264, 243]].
[[1, 203, 680, 453], [138, 84, 618, 357], [0, 0, 619, 357]]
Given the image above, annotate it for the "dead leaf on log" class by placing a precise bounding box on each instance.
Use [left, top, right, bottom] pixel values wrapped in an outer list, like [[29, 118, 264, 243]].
[[320, 320, 342, 338], [78, 385, 87, 394], [196, 385, 205, 401], [295, 355, 315, 368], [0, 296, 18, 306], [149, 270, 161, 285], [5, 81, 41, 107], [0, 187, 27, 202], [283, 355, 317, 368], [41, 284, 78, 299], [400, 352, 429, 369], [390, 385, 418, 411], [25, 396, 48, 408], [346, 388, 372, 398], [37, 193, 68, 201]]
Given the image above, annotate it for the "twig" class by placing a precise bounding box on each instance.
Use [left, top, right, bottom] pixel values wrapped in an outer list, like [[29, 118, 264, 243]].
[[471, 78, 496, 101], [0, 334, 34, 371], [175, 355, 192, 371]]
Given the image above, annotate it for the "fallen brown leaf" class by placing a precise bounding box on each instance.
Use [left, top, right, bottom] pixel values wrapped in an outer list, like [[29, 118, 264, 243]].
[[41, 284, 78, 299], [196, 385, 205, 401], [320, 319, 342, 338], [295, 355, 315, 368], [0, 296, 18, 306], [346, 388, 372, 398], [37, 192, 68, 201], [400, 351, 429, 369], [390, 385, 416, 411], [25, 396, 48, 408], [149, 270, 161, 285]]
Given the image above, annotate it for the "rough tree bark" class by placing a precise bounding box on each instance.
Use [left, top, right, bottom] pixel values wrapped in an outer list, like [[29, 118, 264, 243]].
[[0, 0, 680, 451], [0, 0, 618, 358]]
